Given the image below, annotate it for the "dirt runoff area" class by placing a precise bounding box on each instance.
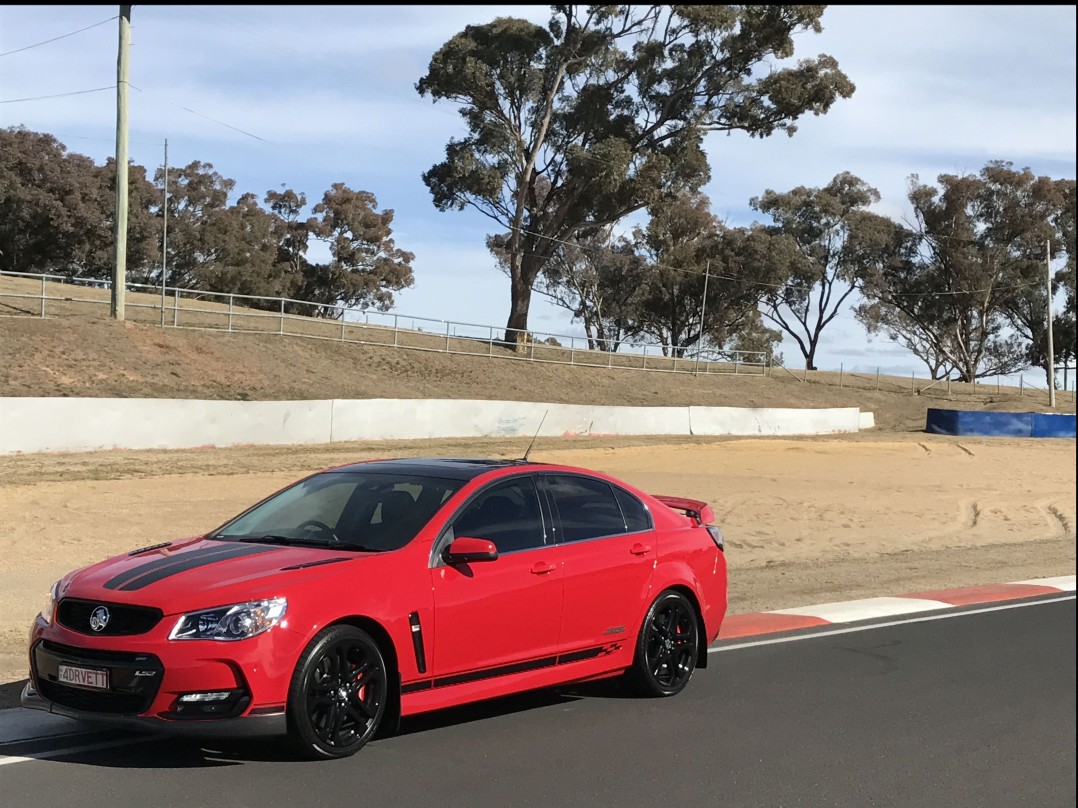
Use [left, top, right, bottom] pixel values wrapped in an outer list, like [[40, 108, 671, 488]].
[[0, 432, 1074, 709]]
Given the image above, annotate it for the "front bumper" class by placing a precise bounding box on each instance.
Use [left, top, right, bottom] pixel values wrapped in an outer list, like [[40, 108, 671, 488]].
[[26, 612, 300, 738], [21, 680, 286, 737]]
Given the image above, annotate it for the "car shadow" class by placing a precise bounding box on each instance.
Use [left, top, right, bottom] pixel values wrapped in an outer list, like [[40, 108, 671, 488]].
[[10, 680, 632, 768]]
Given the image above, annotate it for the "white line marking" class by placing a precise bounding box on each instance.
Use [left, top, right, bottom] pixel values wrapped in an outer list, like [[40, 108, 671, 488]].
[[0, 736, 147, 766], [709, 594, 1076, 653], [773, 596, 953, 623]]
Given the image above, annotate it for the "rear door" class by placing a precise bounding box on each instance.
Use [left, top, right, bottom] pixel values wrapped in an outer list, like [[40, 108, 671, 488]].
[[542, 474, 656, 656], [429, 475, 564, 677]]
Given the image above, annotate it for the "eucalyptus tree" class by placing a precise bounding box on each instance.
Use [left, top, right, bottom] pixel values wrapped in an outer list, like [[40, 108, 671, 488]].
[[751, 172, 893, 371], [417, 5, 855, 345], [302, 184, 415, 317], [857, 162, 1068, 382], [629, 192, 781, 356]]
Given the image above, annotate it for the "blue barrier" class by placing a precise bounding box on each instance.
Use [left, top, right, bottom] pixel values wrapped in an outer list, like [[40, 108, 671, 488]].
[[926, 408, 1075, 438], [1032, 413, 1078, 438]]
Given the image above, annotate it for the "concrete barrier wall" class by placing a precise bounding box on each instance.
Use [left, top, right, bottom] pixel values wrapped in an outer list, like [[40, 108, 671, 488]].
[[330, 399, 692, 441], [0, 397, 334, 454], [0, 397, 871, 455], [689, 406, 861, 436]]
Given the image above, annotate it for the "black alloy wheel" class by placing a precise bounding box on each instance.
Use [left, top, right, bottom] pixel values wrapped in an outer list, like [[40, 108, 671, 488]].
[[625, 590, 700, 697], [286, 625, 388, 759]]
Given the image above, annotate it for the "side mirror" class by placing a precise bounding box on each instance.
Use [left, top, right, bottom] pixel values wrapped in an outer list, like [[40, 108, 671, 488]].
[[443, 537, 498, 564]]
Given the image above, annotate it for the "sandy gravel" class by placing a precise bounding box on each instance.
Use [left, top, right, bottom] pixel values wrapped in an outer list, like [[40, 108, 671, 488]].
[[0, 432, 1073, 708]]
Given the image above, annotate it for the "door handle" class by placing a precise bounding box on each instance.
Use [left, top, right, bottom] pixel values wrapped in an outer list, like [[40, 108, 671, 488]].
[[630, 543, 652, 556], [530, 561, 557, 575]]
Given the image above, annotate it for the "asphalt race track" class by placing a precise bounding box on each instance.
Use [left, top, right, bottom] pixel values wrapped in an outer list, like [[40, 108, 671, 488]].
[[1, 597, 1074, 808]]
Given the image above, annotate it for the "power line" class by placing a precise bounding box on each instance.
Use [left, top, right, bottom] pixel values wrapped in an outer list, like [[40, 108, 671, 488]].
[[0, 85, 115, 104], [0, 15, 117, 58], [129, 84, 269, 143]]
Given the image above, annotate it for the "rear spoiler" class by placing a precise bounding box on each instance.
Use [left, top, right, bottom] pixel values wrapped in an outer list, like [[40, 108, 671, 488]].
[[653, 495, 715, 526]]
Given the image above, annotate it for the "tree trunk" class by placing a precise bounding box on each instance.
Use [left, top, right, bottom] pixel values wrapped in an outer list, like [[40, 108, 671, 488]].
[[504, 270, 533, 349], [805, 344, 818, 372]]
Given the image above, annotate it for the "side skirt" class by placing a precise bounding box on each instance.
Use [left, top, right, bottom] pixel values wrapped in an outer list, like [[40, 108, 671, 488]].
[[399, 643, 627, 717]]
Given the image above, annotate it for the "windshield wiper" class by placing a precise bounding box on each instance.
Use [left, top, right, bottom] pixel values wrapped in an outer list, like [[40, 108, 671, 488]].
[[232, 535, 334, 547], [228, 535, 389, 552]]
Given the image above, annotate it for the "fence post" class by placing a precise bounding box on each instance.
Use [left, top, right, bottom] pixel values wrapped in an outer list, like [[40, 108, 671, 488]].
[[946, 376, 951, 395], [228, 294, 234, 332], [445, 321, 451, 352], [40, 276, 46, 318], [607, 341, 613, 368], [875, 367, 880, 391], [279, 299, 285, 334], [911, 371, 916, 394], [839, 362, 843, 388], [733, 353, 739, 375], [997, 375, 1000, 394], [1019, 375, 1023, 396], [569, 336, 575, 365], [392, 314, 399, 347], [173, 289, 179, 326], [642, 345, 647, 369], [488, 326, 493, 357], [340, 307, 346, 341]]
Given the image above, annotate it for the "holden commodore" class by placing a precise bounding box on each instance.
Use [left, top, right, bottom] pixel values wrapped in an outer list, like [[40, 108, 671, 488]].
[[23, 458, 727, 759]]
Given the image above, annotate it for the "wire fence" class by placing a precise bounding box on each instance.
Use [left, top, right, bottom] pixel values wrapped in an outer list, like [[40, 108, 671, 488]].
[[1, 269, 1074, 410], [0, 270, 767, 377]]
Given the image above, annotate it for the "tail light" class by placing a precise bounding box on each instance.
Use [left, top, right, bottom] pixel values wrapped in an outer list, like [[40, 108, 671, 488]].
[[705, 525, 724, 552]]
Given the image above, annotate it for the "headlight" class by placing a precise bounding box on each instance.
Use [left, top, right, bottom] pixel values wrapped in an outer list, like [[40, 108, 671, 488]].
[[41, 581, 60, 625], [169, 598, 287, 641]]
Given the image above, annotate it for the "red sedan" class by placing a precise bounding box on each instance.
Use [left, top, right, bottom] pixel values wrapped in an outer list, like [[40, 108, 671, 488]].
[[23, 458, 727, 759]]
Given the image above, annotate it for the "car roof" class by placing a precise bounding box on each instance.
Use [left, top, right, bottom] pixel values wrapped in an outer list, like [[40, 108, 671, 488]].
[[323, 457, 537, 481]]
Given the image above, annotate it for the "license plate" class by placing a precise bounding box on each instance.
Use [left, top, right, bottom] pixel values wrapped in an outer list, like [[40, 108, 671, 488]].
[[57, 664, 109, 691]]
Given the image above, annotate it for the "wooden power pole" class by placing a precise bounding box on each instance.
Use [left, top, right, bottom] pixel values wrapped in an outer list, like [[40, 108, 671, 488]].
[[111, 4, 132, 320]]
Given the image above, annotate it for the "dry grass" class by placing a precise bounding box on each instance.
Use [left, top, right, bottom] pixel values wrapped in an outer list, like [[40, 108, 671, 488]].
[[1, 273, 1073, 431]]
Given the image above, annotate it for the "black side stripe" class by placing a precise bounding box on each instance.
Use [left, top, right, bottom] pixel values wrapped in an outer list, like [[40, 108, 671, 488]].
[[401, 645, 609, 694], [117, 545, 280, 591], [103, 545, 240, 590]]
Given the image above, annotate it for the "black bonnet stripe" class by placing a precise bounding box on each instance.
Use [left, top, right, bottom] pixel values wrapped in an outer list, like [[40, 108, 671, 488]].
[[103, 545, 241, 591], [117, 544, 281, 591]]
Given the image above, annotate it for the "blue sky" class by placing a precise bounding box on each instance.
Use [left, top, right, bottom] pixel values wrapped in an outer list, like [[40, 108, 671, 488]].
[[1, 4, 1076, 379]]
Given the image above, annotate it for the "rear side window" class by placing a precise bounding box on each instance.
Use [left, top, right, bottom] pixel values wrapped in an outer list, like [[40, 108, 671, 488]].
[[613, 486, 652, 532], [546, 475, 628, 542]]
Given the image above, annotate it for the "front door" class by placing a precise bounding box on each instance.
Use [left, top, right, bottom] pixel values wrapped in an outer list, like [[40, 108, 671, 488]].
[[430, 475, 563, 677]]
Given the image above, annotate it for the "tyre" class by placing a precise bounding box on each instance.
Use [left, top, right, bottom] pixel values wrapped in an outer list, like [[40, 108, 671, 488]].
[[286, 624, 389, 759], [623, 589, 700, 697]]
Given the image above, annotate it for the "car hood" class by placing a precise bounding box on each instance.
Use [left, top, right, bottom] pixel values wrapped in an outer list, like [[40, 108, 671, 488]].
[[62, 537, 368, 613]]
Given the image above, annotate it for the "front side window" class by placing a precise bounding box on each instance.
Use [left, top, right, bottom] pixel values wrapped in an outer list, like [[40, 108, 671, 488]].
[[446, 476, 546, 554], [213, 472, 460, 551], [546, 475, 632, 542]]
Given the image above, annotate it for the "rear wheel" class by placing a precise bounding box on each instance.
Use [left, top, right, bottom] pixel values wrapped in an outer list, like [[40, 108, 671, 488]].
[[624, 590, 700, 697], [286, 625, 388, 759]]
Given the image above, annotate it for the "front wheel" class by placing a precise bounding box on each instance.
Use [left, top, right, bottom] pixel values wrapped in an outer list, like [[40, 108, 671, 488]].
[[286, 625, 388, 759], [623, 590, 700, 697]]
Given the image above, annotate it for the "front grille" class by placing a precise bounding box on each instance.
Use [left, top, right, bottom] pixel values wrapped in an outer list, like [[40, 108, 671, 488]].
[[38, 680, 151, 714], [41, 640, 157, 663], [57, 599, 163, 636]]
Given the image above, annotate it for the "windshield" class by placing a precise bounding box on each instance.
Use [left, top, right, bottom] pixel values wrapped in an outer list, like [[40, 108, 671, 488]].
[[212, 471, 461, 552]]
